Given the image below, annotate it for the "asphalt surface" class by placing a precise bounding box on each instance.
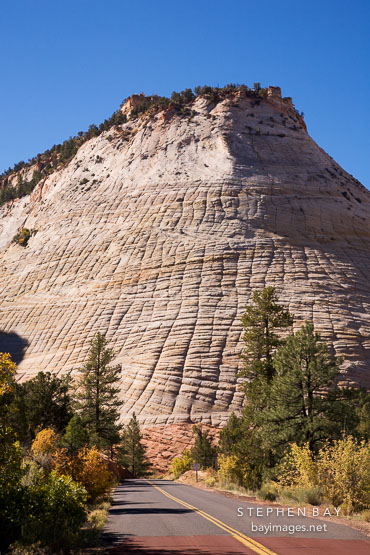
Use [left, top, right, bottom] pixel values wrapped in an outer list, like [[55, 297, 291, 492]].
[[103, 479, 370, 554]]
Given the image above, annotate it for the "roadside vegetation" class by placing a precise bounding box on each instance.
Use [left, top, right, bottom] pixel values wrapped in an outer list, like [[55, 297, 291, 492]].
[[0, 335, 150, 553], [1, 288, 369, 549], [170, 288, 370, 521]]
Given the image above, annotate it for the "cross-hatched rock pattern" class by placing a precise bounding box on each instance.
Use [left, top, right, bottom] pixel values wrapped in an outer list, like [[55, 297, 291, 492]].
[[0, 89, 369, 427]]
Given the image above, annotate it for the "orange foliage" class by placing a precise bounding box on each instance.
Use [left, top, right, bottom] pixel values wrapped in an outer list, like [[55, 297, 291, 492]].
[[31, 428, 59, 457], [54, 446, 112, 502], [73, 447, 113, 502], [31, 429, 113, 502]]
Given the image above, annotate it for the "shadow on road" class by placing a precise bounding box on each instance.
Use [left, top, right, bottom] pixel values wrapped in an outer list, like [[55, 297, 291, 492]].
[[108, 507, 193, 516], [103, 480, 249, 553], [110, 500, 152, 506]]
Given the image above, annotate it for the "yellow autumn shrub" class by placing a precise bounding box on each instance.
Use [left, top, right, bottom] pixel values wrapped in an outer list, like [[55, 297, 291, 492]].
[[51, 444, 112, 502], [53, 446, 79, 476], [73, 447, 112, 503], [279, 442, 316, 489], [316, 437, 370, 511], [217, 454, 248, 486], [280, 437, 370, 511], [0, 352, 16, 396], [31, 428, 59, 457], [171, 449, 193, 478]]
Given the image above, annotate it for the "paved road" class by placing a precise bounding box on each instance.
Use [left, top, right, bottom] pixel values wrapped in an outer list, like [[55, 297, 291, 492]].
[[103, 479, 370, 554]]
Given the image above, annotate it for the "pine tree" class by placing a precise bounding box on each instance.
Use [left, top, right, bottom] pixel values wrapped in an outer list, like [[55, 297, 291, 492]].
[[62, 414, 89, 453], [240, 287, 293, 383], [218, 413, 243, 456], [222, 289, 364, 487], [2, 371, 72, 442], [190, 425, 217, 469], [231, 288, 292, 483], [23, 372, 72, 436], [353, 389, 370, 439], [74, 333, 122, 451], [119, 413, 150, 477], [240, 287, 293, 425], [259, 321, 348, 455]]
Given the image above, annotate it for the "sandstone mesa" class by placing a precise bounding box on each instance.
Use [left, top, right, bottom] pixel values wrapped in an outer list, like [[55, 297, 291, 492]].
[[0, 87, 369, 444]]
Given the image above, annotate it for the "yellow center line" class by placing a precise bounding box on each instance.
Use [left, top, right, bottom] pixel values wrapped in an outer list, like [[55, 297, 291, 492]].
[[145, 479, 278, 555]]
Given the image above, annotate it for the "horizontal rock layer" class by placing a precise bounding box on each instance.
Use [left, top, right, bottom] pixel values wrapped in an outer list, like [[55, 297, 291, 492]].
[[0, 90, 369, 427]]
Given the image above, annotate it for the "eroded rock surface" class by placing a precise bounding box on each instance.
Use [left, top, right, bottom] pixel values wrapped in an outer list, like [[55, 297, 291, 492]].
[[0, 88, 369, 428], [142, 423, 220, 471]]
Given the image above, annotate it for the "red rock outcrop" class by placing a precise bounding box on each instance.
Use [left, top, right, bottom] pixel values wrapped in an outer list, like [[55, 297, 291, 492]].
[[142, 424, 220, 471]]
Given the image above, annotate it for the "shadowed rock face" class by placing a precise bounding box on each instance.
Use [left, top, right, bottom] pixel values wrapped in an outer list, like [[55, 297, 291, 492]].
[[0, 331, 28, 365], [0, 90, 369, 426]]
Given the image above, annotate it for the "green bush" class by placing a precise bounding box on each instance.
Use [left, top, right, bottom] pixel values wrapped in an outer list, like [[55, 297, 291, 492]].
[[339, 501, 354, 516], [0, 427, 25, 552], [205, 476, 216, 487], [280, 486, 324, 506], [22, 471, 87, 550], [190, 426, 217, 469], [303, 486, 324, 506], [88, 508, 108, 530], [258, 483, 278, 502], [280, 487, 298, 500]]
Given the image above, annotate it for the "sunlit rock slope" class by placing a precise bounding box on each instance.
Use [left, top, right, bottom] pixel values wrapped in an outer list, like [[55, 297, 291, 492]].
[[0, 87, 369, 426]]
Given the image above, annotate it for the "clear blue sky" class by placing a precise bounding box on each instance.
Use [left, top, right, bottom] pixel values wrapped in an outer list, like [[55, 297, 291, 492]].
[[1, 0, 369, 188]]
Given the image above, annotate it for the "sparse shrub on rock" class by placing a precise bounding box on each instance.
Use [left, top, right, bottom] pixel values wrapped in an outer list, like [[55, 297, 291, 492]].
[[13, 227, 32, 247]]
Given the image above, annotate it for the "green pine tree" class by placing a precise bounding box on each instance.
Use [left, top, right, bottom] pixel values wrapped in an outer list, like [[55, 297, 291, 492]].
[[190, 425, 217, 469], [353, 389, 370, 439], [218, 413, 243, 456], [240, 287, 293, 383], [239, 287, 293, 437], [221, 289, 366, 488], [231, 288, 293, 483], [3, 372, 72, 442], [119, 413, 150, 477], [259, 321, 350, 455], [74, 333, 122, 451], [62, 414, 89, 453]]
